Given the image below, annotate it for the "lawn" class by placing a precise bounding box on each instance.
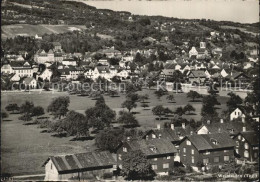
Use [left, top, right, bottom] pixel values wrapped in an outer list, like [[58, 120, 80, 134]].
[[1, 24, 87, 39], [1, 89, 228, 175]]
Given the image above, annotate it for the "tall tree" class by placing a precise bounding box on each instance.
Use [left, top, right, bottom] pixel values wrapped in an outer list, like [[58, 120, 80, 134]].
[[226, 92, 243, 112], [152, 105, 165, 120], [121, 150, 156, 180], [5, 103, 20, 114], [121, 100, 137, 112], [187, 90, 202, 102], [117, 111, 139, 127], [47, 96, 70, 119]]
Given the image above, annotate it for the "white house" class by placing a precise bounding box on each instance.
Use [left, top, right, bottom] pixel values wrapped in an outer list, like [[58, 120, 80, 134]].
[[23, 77, 37, 89], [230, 108, 245, 121], [1, 64, 13, 74], [37, 68, 53, 81], [220, 69, 228, 78], [62, 59, 77, 66], [10, 73, 20, 82], [189, 47, 198, 58]]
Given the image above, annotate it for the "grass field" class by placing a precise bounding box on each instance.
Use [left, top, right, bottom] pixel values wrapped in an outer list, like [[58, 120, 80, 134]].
[[1, 90, 228, 175], [1, 24, 87, 39]]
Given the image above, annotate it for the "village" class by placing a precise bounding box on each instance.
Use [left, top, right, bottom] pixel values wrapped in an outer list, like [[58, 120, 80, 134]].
[[1, 0, 259, 181]]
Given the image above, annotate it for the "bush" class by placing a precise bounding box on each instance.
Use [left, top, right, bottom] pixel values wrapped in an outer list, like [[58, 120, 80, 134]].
[[208, 165, 220, 173], [1, 111, 8, 119], [18, 114, 32, 121], [186, 164, 193, 173], [103, 172, 113, 179]]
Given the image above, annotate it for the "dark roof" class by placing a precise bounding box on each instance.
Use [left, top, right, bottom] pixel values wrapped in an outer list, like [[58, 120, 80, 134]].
[[236, 131, 259, 146], [186, 133, 236, 151], [43, 151, 116, 174], [126, 138, 177, 156], [9, 61, 26, 67], [145, 126, 194, 142], [53, 42, 61, 46], [188, 70, 206, 78]]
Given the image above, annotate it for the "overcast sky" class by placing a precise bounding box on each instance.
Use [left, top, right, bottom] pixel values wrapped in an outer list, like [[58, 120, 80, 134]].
[[82, 0, 259, 23]]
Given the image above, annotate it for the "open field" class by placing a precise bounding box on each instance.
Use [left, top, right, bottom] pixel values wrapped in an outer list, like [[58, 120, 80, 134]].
[[220, 25, 259, 36], [1, 90, 228, 175], [1, 24, 87, 39]]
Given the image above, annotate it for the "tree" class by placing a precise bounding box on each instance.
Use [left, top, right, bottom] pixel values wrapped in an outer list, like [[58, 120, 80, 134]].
[[62, 110, 89, 138], [166, 94, 175, 103], [20, 101, 34, 117], [184, 104, 195, 114], [31, 106, 45, 117], [121, 100, 137, 112], [111, 76, 121, 84], [47, 96, 70, 119], [201, 95, 220, 123], [5, 103, 19, 113], [1, 111, 8, 119], [95, 128, 124, 152], [226, 92, 243, 112], [154, 88, 167, 100], [141, 103, 149, 109], [117, 111, 139, 127], [187, 90, 202, 102], [85, 98, 116, 130], [152, 105, 165, 120], [175, 107, 184, 116], [139, 94, 149, 103], [121, 150, 156, 180]]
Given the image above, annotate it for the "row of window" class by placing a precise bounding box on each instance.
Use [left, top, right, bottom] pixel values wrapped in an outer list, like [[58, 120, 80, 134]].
[[152, 163, 169, 170]]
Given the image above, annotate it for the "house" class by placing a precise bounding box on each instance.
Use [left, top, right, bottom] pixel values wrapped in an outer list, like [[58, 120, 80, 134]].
[[187, 70, 207, 84], [225, 72, 250, 86], [7, 61, 34, 77], [35, 34, 42, 40], [58, 66, 83, 80], [37, 68, 53, 81], [1, 63, 13, 74], [160, 69, 174, 80], [233, 130, 259, 162], [179, 133, 236, 167], [62, 59, 77, 66], [23, 77, 37, 89], [43, 151, 117, 181], [98, 58, 110, 66], [53, 42, 62, 51], [116, 138, 177, 174], [189, 47, 198, 58], [196, 119, 245, 137], [10, 73, 20, 82], [230, 108, 245, 121], [34, 49, 49, 64], [97, 47, 122, 58]]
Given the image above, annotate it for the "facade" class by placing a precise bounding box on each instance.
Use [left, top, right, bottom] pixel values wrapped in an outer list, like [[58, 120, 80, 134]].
[[189, 47, 198, 58], [230, 108, 245, 121], [43, 151, 117, 181], [187, 70, 207, 84], [233, 131, 259, 162], [179, 133, 236, 167], [116, 138, 177, 174], [23, 77, 37, 88]]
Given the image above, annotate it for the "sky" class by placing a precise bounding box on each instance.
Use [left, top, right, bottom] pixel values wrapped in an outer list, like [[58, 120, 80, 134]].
[[81, 0, 259, 23]]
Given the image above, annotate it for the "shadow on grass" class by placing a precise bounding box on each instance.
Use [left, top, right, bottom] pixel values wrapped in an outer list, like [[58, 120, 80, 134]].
[[168, 101, 176, 103], [40, 130, 52, 133], [143, 108, 151, 110], [131, 112, 140, 115], [155, 117, 169, 121], [51, 133, 67, 138], [123, 124, 140, 128], [215, 107, 221, 110], [70, 136, 95, 141], [189, 100, 202, 102], [23, 122, 38, 125], [140, 101, 150, 104], [110, 95, 120, 98], [185, 113, 197, 115]]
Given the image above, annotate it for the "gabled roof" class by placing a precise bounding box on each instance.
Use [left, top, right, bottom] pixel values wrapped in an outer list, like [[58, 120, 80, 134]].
[[188, 70, 206, 78], [126, 138, 177, 156], [185, 133, 236, 151], [235, 131, 258, 146], [53, 42, 61, 46], [43, 151, 116, 174]]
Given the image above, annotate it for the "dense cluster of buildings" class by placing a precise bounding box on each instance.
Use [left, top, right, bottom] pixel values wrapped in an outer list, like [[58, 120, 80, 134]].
[[42, 106, 258, 181]]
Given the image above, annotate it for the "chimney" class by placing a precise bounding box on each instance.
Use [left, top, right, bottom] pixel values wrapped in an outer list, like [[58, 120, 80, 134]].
[[157, 124, 161, 130], [207, 120, 211, 124], [171, 124, 174, 130], [220, 119, 224, 123], [242, 116, 245, 123], [242, 126, 246, 132], [182, 123, 186, 129]]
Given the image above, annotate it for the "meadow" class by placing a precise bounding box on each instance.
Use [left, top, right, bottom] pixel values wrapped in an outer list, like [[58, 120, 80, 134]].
[[1, 90, 228, 175]]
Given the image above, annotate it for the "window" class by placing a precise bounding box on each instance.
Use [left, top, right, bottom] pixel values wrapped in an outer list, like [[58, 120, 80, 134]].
[[152, 165, 157, 170], [254, 152, 258, 158], [51, 163, 52, 170], [153, 158, 157, 161], [214, 156, 220, 163], [191, 149, 194, 155], [236, 141, 239, 146], [166, 156, 171, 159], [235, 111, 237, 115], [118, 154, 122, 160], [152, 134, 156, 139], [242, 137, 245, 142], [191, 156, 195, 164], [236, 149, 239, 154], [224, 150, 228, 153], [123, 147, 127, 152], [183, 148, 186, 153], [203, 158, 209, 165], [224, 155, 229, 161], [204, 151, 210, 155], [163, 163, 169, 169], [244, 143, 249, 149], [244, 151, 249, 158], [186, 140, 191, 145]]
